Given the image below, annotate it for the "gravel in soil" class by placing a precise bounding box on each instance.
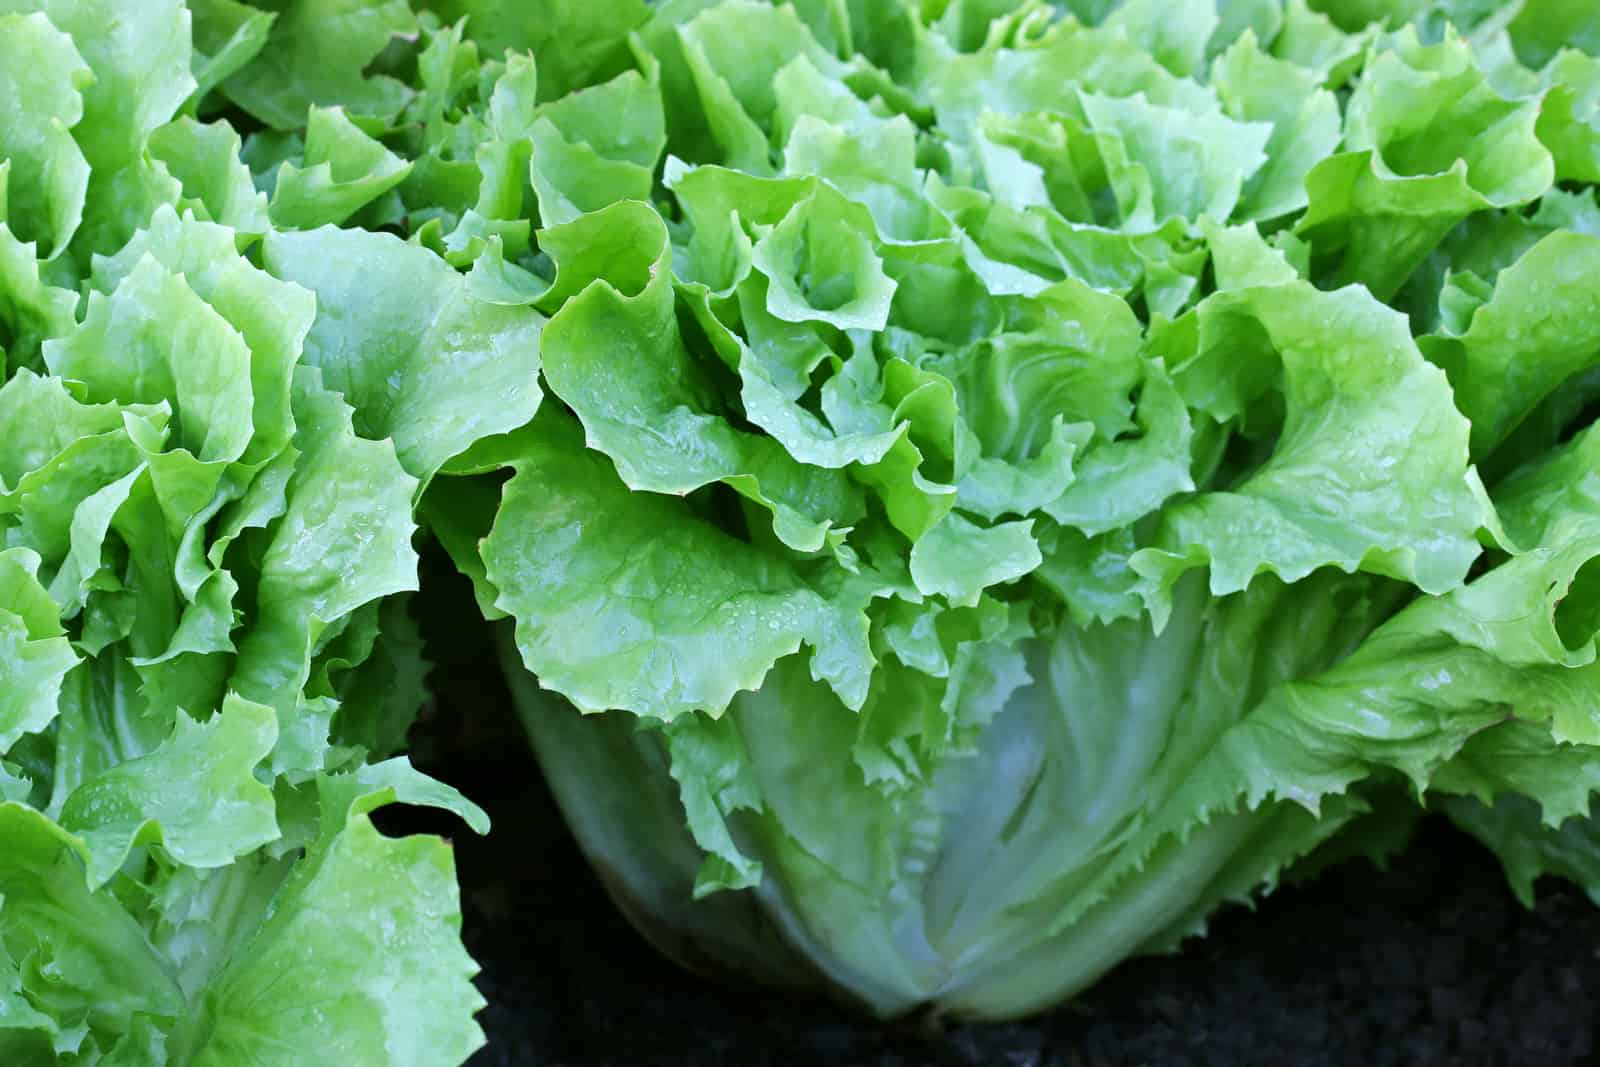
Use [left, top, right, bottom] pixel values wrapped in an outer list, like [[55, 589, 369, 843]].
[[388, 554, 1600, 1067]]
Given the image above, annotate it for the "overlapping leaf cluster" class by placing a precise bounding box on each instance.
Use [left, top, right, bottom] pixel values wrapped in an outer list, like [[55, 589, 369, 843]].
[[408, 0, 1600, 1018], [0, 2, 489, 1063], [5, 0, 1600, 1057]]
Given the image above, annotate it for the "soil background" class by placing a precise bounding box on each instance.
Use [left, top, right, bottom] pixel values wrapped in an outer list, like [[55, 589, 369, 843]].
[[391, 552, 1600, 1067]]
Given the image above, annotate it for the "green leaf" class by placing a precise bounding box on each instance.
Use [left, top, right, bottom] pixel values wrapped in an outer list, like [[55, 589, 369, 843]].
[[1080, 90, 1271, 230], [1043, 360, 1194, 536], [480, 410, 874, 718], [1298, 28, 1554, 299], [9, 0, 197, 260], [1536, 49, 1600, 184], [231, 370, 418, 771], [664, 713, 766, 896], [0, 225, 78, 375], [45, 255, 255, 513], [0, 548, 78, 750], [751, 182, 898, 331], [1102, 0, 1219, 77], [431, 0, 651, 101], [190, 0, 277, 103], [269, 105, 413, 228], [526, 67, 666, 226], [1508, 0, 1600, 69], [1419, 230, 1600, 459], [147, 117, 272, 235], [1211, 29, 1342, 222], [1445, 794, 1600, 908], [0, 13, 91, 259], [217, 0, 418, 129], [0, 803, 184, 1043], [909, 513, 1041, 607], [539, 201, 862, 553], [60, 694, 280, 889], [264, 226, 545, 485], [1134, 281, 1485, 625], [180, 780, 485, 1066], [92, 205, 314, 470]]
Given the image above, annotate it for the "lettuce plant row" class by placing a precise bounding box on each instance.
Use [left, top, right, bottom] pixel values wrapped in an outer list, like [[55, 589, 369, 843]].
[[2, 0, 1600, 1061]]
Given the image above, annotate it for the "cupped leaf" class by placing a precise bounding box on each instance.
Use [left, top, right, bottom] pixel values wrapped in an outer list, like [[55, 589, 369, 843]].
[[263, 226, 544, 485], [475, 409, 874, 718]]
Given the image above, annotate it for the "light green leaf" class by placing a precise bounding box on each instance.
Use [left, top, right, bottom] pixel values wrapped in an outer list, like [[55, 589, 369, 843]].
[[147, 117, 271, 235], [481, 410, 874, 718], [1134, 282, 1485, 624], [46, 254, 254, 479], [526, 67, 666, 227], [231, 370, 418, 762], [0, 803, 183, 1042], [1419, 230, 1600, 459], [181, 793, 484, 1066], [0, 548, 78, 750], [60, 694, 280, 889], [1079, 90, 1271, 230], [0, 224, 78, 374], [540, 202, 861, 553], [1298, 28, 1554, 299], [218, 0, 418, 130], [92, 205, 314, 470], [1044, 360, 1194, 536], [664, 713, 766, 896], [429, 0, 651, 100], [0, 12, 91, 259], [264, 226, 544, 485], [1212, 29, 1342, 222], [269, 105, 413, 229], [909, 513, 1041, 607], [189, 0, 277, 103]]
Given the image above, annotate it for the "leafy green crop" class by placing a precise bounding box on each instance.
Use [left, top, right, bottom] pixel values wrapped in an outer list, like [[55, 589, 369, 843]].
[[0, 4, 489, 1062], [425, 0, 1600, 1019], [2, 0, 1600, 1059]]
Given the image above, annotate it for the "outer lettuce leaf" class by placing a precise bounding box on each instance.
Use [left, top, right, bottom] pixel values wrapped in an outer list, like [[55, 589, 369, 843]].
[[1445, 793, 1600, 907], [0, 548, 79, 749], [470, 410, 875, 718], [263, 225, 544, 485], [267, 104, 413, 229], [215, 0, 418, 129], [0, 12, 92, 259], [1419, 230, 1600, 459], [177, 766, 486, 1066]]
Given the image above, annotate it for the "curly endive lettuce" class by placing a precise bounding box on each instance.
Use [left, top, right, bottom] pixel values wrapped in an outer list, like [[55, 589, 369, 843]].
[[0, 208, 489, 1061], [0, 2, 493, 1058], [8, 0, 1600, 1048], [394, 0, 1600, 1020]]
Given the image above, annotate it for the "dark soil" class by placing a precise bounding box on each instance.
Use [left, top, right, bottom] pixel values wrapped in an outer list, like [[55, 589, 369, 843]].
[[397, 553, 1600, 1067]]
